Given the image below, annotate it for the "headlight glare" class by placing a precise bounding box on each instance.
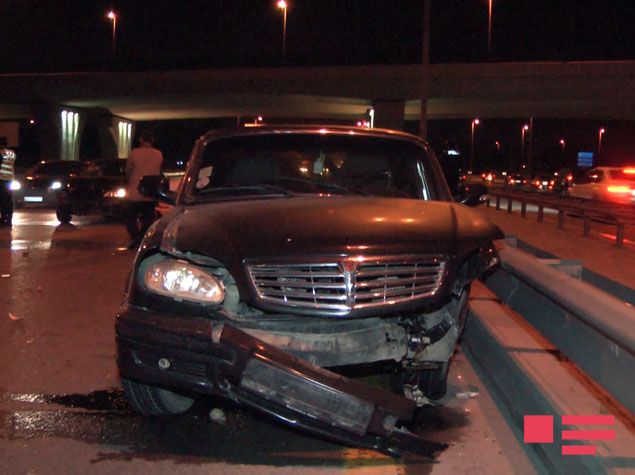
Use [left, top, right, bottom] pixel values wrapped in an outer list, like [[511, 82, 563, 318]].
[[145, 259, 225, 304], [9, 180, 21, 191], [50, 181, 62, 190]]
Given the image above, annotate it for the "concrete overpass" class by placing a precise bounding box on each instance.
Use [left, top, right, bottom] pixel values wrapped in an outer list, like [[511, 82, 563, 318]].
[[1, 61, 634, 160]]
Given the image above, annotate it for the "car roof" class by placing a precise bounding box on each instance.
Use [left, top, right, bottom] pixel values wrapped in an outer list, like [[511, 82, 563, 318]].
[[199, 125, 425, 145]]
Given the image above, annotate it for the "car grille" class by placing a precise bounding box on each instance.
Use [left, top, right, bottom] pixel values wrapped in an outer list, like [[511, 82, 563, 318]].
[[247, 256, 446, 316]]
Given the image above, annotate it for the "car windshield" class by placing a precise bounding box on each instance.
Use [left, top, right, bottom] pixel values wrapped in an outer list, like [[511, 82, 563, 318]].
[[28, 161, 86, 176], [84, 159, 127, 177], [188, 133, 445, 202]]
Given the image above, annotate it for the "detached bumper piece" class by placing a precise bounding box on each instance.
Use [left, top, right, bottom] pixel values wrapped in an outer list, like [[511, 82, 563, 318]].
[[219, 324, 446, 458]]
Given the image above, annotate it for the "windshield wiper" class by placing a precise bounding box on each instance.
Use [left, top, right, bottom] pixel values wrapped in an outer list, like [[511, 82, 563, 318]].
[[197, 185, 295, 197], [271, 176, 370, 195]]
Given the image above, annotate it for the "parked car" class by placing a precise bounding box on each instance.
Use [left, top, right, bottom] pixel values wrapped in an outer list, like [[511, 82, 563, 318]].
[[115, 125, 503, 454], [568, 166, 635, 205], [13, 160, 86, 208], [56, 159, 127, 223]]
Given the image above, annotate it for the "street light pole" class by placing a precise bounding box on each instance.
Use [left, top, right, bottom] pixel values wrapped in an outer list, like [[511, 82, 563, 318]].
[[419, 0, 431, 140], [521, 124, 528, 168], [276, 0, 288, 62], [488, 0, 493, 54], [598, 128, 605, 162], [470, 118, 479, 171], [107, 10, 117, 59]]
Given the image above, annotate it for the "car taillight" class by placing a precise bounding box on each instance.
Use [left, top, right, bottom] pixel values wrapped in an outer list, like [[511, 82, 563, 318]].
[[623, 168, 635, 175], [607, 185, 632, 194]]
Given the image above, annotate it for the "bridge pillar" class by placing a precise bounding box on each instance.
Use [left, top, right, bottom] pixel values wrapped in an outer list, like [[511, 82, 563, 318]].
[[29, 104, 131, 161], [371, 100, 405, 131]]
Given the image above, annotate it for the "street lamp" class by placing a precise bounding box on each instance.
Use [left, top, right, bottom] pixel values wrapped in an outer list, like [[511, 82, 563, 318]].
[[470, 118, 479, 171], [106, 10, 117, 59], [598, 128, 605, 161], [559, 138, 565, 152], [521, 124, 529, 167], [276, 0, 288, 61]]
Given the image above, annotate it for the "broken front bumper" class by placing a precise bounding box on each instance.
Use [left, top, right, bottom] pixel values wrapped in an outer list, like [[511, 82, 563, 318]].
[[116, 306, 446, 457]]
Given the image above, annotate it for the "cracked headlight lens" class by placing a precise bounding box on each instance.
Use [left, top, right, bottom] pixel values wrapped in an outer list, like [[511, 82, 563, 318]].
[[144, 259, 225, 304]]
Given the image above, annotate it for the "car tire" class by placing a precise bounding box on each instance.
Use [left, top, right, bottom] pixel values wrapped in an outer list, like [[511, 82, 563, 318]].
[[122, 378, 195, 415], [395, 360, 451, 401], [415, 362, 450, 400], [56, 207, 72, 224]]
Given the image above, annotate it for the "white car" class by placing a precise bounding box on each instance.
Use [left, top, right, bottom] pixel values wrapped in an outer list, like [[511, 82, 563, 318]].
[[569, 167, 635, 205]]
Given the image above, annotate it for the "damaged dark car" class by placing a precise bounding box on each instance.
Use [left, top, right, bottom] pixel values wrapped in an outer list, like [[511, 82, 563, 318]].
[[116, 125, 503, 456]]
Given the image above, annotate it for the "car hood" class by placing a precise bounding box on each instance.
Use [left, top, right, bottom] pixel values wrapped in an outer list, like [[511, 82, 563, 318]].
[[161, 195, 503, 263]]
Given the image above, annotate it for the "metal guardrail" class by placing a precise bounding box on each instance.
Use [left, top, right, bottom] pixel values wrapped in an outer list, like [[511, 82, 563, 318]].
[[487, 186, 635, 247], [484, 243, 635, 414]]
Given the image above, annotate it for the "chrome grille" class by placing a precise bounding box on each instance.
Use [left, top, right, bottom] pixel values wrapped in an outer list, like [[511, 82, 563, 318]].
[[247, 256, 446, 316]]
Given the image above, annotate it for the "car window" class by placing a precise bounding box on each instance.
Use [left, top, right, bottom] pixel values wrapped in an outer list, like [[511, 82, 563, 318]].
[[609, 169, 635, 182], [586, 170, 602, 184], [188, 134, 446, 202]]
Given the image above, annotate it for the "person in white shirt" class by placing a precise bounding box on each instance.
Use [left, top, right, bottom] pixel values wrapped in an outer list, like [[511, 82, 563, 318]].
[[0, 137, 16, 226], [125, 129, 163, 248]]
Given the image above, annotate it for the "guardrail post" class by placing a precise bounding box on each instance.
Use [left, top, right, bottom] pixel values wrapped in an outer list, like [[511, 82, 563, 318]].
[[495, 195, 501, 210], [537, 205, 544, 223], [521, 201, 527, 217], [507, 197, 513, 214], [558, 209, 565, 229], [617, 223, 625, 248], [583, 216, 591, 236]]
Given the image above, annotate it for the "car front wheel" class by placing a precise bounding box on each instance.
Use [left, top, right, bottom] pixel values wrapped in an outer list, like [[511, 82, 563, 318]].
[[122, 378, 195, 415], [415, 362, 450, 400]]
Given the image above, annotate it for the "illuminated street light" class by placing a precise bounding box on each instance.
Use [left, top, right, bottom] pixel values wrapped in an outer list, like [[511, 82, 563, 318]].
[[276, 0, 288, 61], [520, 124, 529, 165], [559, 138, 565, 152], [598, 128, 605, 161], [470, 118, 479, 171], [106, 10, 117, 58]]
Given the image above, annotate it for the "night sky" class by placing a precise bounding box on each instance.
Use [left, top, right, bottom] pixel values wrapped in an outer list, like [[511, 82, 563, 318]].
[[1, 0, 635, 73], [3, 1, 635, 171]]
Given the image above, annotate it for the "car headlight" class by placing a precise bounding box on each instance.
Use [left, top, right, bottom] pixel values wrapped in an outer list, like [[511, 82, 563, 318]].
[[144, 259, 225, 304], [104, 187, 127, 198], [50, 181, 62, 190], [9, 180, 21, 191]]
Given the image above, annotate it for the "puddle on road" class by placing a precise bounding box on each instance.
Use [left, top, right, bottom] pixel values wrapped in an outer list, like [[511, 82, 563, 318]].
[[0, 388, 459, 470]]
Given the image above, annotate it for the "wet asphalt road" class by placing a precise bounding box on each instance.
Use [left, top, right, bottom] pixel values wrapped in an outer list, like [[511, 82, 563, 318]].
[[0, 209, 531, 474]]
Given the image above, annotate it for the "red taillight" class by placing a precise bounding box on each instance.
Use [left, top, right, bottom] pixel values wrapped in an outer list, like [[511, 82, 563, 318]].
[[623, 168, 635, 175], [566, 175, 573, 181], [607, 185, 632, 194]]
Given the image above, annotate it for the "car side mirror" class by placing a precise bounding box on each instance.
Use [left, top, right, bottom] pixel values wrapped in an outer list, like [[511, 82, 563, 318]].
[[454, 183, 489, 207], [138, 175, 176, 204]]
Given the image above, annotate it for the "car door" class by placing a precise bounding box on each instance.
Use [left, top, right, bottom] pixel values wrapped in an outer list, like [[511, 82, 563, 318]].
[[571, 169, 601, 199]]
